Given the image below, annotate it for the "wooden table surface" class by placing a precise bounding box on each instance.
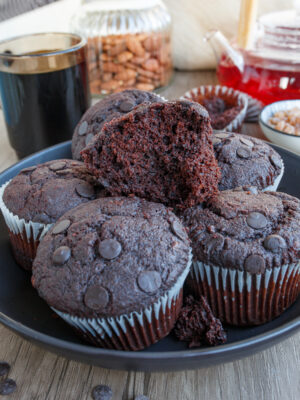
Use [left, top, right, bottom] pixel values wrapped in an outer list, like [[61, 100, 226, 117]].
[[0, 71, 299, 400]]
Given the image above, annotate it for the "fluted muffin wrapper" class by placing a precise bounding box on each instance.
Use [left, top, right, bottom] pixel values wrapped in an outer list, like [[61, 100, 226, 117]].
[[52, 250, 192, 351], [0, 181, 53, 271], [188, 260, 300, 326], [262, 160, 284, 192], [180, 85, 248, 132]]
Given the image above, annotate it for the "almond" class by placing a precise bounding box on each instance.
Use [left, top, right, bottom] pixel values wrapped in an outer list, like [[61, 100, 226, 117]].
[[126, 37, 145, 56]]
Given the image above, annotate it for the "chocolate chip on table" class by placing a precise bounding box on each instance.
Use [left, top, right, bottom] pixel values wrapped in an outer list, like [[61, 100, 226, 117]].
[[0, 378, 17, 396], [52, 219, 71, 235], [239, 137, 253, 147], [137, 270, 162, 294], [78, 120, 88, 136], [84, 285, 109, 310], [85, 133, 94, 146], [135, 396, 149, 400], [246, 212, 268, 229], [236, 146, 251, 159], [0, 362, 10, 377], [170, 220, 186, 241], [49, 161, 67, 171], [263, 234, 286, 252], [75, 181, 95, 198], [244, 254, 266, 274], [119, 100, 135, 112], [53, 246, 71, 265], [98, 239, 122, 260], [92, 385, 113, 400]]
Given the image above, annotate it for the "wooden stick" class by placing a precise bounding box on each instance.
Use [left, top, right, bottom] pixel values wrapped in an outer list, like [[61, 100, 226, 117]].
[[237, 0, 258, 49]]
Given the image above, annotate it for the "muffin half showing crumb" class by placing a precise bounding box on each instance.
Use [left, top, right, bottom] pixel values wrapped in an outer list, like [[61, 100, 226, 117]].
[[81, 100, 221, 209]]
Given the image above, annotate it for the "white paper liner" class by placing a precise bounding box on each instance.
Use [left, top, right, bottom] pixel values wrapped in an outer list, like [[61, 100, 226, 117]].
[[53, 249, 192, 343], [190, 259, 300, 325], [0, 180, 53, 242], [180, 85, 248, 132], [262, 159, 284, 192]]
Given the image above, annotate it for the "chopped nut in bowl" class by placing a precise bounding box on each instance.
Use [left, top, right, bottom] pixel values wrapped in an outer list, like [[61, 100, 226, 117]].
[[259, 100, 300, 155]]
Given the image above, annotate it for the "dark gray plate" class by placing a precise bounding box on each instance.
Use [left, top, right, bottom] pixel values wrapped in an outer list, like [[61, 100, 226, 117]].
[[0, 141, 299, 372]]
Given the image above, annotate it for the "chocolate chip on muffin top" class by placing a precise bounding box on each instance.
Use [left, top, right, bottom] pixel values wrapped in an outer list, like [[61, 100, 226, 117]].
[[212, 132, 283, 191], [32, 197, 191, 318], [81, 100, 221, 209], [3, 159, 98, 224], [182, 189, 300, 273], [72, 89, 164, 160]]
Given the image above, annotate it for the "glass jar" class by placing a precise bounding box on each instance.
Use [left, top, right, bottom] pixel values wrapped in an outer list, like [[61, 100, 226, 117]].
[[71, 0, 172, 96], [207, 10, 300, 104]]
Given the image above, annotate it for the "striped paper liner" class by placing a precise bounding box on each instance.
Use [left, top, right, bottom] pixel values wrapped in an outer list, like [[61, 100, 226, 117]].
[[188, 260, 300, 326]]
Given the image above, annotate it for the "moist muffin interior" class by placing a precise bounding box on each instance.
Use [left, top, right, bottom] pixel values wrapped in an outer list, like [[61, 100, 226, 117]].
[[82, 100, 220, 209]]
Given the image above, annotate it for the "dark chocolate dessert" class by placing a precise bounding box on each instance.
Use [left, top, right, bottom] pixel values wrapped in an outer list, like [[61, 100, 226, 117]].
[[174, 295, 227, 348], [203, 96, 241, 130], [1, 159, 97, 270], [72, 89, 164, 160], [32, 197, 192, 350], [212, 131, 284, 191], [81, 100, 221, 209], [182, 189, 300, 325]]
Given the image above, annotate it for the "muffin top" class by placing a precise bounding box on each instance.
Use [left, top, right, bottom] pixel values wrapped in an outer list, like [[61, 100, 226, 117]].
[[3, 159, 97, 224], [182, 189, 300, 273], [71, 89, 164, 160], [32, 197, 191, 318], [81, 100, 220, 209], [212, 131, 283, 191]]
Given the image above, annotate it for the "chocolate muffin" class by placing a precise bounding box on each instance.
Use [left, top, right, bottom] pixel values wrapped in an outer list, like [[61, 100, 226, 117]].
[[72, 89, 164, 160], [82, 100, 221, 209], [32, 197, 192, 351], [212, 131, 284, 191], [0, 159, 97, 270], [182, 188, 300, 326]]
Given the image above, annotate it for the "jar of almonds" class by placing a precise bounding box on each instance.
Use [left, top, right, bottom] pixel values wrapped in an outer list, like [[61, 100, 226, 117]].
[[71, 0, 172, 96]]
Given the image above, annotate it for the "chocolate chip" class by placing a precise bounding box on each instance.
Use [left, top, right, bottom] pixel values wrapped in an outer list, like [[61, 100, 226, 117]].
[[244, 254, 265, 274], [0, 362, 10, 377], [53, 246, 71, 265], [0, 379, 17, 396], [21, 166, 36, 173], [212, 137, 221, 146], [52, 219, 71, 235], [98, 239, 122, 260], [119, 100, 135, 112], [85, 133, 94, 146], [263, 234, 286, 252], [78, 120, 88, 136], [49, 161, 66, 171], [33, 213, 50, 224], [246, 212, 268, 229], [239, 137, 253, 147], [135, 396, 149, 400], [137, 270, 162, 294], [170, 220, 186, 241], [215, 132, 228, 139], [84, 286, 109, 310], [236, 146, 251, 159], [75, 181, 95, 198], [270, 154, 282, 169], [92, 385, 112, 400]]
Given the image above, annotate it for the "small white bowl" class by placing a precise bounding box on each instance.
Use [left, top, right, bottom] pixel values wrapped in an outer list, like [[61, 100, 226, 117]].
[[259, 100, 300, 155]]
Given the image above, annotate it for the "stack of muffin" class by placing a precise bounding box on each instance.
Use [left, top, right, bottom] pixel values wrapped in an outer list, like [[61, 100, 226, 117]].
[[0, 89, 299, 351]]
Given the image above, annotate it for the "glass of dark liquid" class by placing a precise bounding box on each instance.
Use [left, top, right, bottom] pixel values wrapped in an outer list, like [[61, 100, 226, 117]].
[[0, 33, 90, 158]]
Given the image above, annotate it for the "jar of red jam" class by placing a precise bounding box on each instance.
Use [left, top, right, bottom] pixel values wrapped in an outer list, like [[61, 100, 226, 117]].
[[207, 10, 300, 104]]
